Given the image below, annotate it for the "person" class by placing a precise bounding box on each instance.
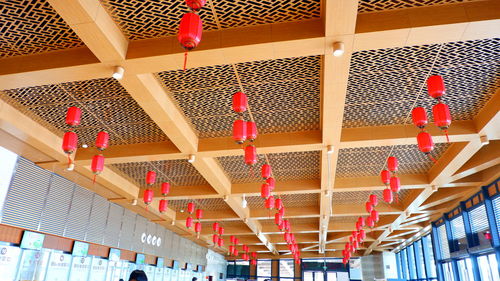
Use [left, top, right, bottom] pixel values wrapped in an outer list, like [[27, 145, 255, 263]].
[[192, 277, 198, 281], [129, 269, 148, 281]]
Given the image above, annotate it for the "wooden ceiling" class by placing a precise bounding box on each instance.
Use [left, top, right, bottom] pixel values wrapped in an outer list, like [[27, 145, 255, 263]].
[[0, 0, 499, 260]]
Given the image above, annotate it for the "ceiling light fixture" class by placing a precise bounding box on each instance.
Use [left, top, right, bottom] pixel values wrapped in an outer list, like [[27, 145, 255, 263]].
[[188, 154, 196, 163], [480, 135, 489, 146], [241, 194, 247, 208], [327, 145, 334, 154], [332, 42, 345, 57], [112, 66, 124, 80]]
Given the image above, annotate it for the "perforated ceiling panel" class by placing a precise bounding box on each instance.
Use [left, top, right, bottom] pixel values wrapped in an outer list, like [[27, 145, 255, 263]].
[[357, 0, 475, 13], [101, 0, 320, 40], [246, 193, 319, 209], [344, 38, 499, 128], [332, 189, 411, 205], [156, 56, 321, 138], [110, 159, 208, 187], [0, 78, 169, 147], [336, 143, 450, 178], [168, 198, 230, 212], [217, 151, 320, 184], [330, 216, 358, 224], [0, 0, 84, 58]]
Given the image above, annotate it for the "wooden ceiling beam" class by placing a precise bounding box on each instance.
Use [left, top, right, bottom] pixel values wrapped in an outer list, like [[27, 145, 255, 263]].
[[450, 141, 500, 182]]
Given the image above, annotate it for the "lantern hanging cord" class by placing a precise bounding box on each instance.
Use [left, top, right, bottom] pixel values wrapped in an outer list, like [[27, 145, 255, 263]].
[[377, 43, 445, 187]]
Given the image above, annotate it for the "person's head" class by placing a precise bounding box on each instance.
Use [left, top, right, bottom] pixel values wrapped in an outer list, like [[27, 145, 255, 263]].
[[192, 277, 198, 281], [129, 270, 148, 281]]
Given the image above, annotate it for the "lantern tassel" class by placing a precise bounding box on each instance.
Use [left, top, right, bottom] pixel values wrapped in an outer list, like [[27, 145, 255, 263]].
[[444, 130, 450, 143], [92, 174, 97, 184], [183, 51, 188, 72], [427, 153, 437, 163], [395, 193, 399, 204], [67, 153, 71, 167]]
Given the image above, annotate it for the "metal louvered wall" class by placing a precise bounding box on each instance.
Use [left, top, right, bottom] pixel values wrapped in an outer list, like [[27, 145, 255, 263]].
[[0, 157, 208, 265]]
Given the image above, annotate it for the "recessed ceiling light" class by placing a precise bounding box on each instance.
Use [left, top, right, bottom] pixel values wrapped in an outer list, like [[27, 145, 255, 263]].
[[112, 66, 124, 80]]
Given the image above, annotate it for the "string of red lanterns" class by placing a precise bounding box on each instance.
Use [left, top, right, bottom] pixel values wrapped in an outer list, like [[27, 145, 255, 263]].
[[62, 106, 81, 170]]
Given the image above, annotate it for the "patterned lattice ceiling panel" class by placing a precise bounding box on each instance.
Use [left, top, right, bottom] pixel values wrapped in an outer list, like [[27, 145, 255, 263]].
[[336, 143, 450, 178], [332, 189, 411, 206], [156, 56, 321, 138], [330, 216, 358, 224], [101, 0, 320, 41], [0, 78, 169, 147], [0, 0, 84, 58], [217, 151, 320, 184], [344, 38, 500, 128], [246, 193, 319, 209], [357, 0, 476, 13], [110, 160, 208, 188], [168, 198, 230, 212]]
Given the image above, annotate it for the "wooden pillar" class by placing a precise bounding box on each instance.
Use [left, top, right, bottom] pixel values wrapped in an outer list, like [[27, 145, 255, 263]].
[[295, 260, 302, 280], [272, 259, 279, 281], [250, 261, 257, 279]]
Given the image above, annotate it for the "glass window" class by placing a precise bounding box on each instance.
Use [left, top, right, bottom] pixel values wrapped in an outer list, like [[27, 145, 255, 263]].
[[326, 271, 337, 281], [493, 196, 500, 237], [407, 244, 417, 280], [438, 225, 451, 259], [478, 253, 500, 281], [451, 215, 467, 249], [279, 259, 294, 278], [414, 240, 427, 279], [470, 205, 489, 233], [457, 258, 474, 281], [401, 249, 409, 279], [424, 235, 437, 278], [257, 260, 272, 281], [0, 146, 18, 217], [443, 262, 455, 281]]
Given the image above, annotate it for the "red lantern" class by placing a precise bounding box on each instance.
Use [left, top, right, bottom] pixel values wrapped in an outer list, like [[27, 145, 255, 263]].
[[383, 188, 393, 204], [265, 196, 275, 210], [65, 107, 81, 127], [353, 240, 359, 249], [359, 229, 366, 240], [371, 209, 379, 223], [161, 182, 170, 196], [185, 0, 206, 11], [244, 145, 257, 165], [261, 164, 272, 179], [266, 177, 276, 190], [417, 131, 436, 162], [218, 227, 225, 236], [261, 183, 271, 199], [229, 245, 235, 255], [356, 221, 361, 231], [232, 92, 247, 113], [251, 259, 257, 266], [367, 216, 375, 228], [242, 245, 249, 252], [246, 121, 258, 142], [186, 217, 193, 228], [387, 156, 398, 173], [284, 232, 291, 243], [91, 155, 105, 175], [412, 107, 428, 129], [233, 248, 238, 256], [213, 234, 219, 244], [233, 119, 247, 144], [283, 220, 291, 232], [358, 217, 365, 227], [143, 189, 154, 205], [251, 252, 257, 259], [178, 13, 202, 51], [365, 201, 373, 213], [274, 213, 283, 226], [390, 176, 401, 193], [213, 222, 220, 232], [187, 202, 195, 214], [369, 194, 378, 206], [234, 237, 239, 245], [95, 131, 109, 151], [380, 170, 390, 186], [278, 206, 285, 217], [433, 102, 452, 142], [146, 171, 156, 186], [230, 235, 235, 244], [275, 198, 283, 210], [217, 236, 224, 247], [350, 243, 355, 254], [196, 209, 203, 219], [159, 199, 168, 213], [352, 231, 358, 238], [195, 222, 202, 233], [427, 75, 445, 100], [242, 253, 248, 261], [62, 132, 78, 154]]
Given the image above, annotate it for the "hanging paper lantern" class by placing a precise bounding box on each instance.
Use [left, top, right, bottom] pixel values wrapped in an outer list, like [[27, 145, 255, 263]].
[[275, 198, 283, 210], [251, 259, 257, 266], [159, 199, 168, 213], [365, 201, 373, 213], [213, 222, 220, 233], [369, 194, 378, 207], [278, 221, 285, 231], [213, 234, 219, 244], [261, 183, 271, 199], [251, 252, 257, 259], [246, 121, 258, 142], [356, 221, 361, 231], [265, 196, 275, 210], [65, 107, 82, 127], [186, 217, 193, 228], [233, 119, 247, 144], [95, 131, 109, 151], [233, 248, 238, 256], [232, 92, 248, 113], [229, 235, 235, 244], [261, 164, 272, 179], [242, 253, 248, 261], [387, 156, 398, 173], [62, 132, 78, 154], [350, 243, 356, 254], [283, 220, 291, 232], [218, 227, 225, 236], [146, 171, 156, 186], [412, 107, 428, 129], [244, 145, 257, 165], [390, 176, 401, 193], [274, 213, 283, 226], [371, 209, 379, 223], [229, 245, 235, 255], [161, 182, 170, 196], [278, 206, 285, 217], [417, 131, 436, 162], [234, 237, 239, 245], [187, 202, 195, 214], [195, 209, 203, 220], [427, 75, 445, 100], [383, 188, 393, 204], [266, 177, 276, 190], [366, 216, 375, 228], [242, 245, 249, 252], [284, 232, 292, 244], [380, 170, 390, 186], [143, 189, 154, 205], [195, 222, 202, 233], [217, 236, 224, 247], [358, 229, 366, 241], [91, 155, 105, 175], [433, 102, 452, 142], [358, 217, 365, 227], [178, 13, 202, 51], [185, 0, 206, 11]]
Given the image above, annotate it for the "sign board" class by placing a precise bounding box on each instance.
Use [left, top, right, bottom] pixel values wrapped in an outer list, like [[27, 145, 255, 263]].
[[72, 241, 89, 257], [68, 256, 91, 281], [44, 252, 72, 281], [88, 257, 108, 281], [20, 231, 45, 250], [0, 245, 22, 280]]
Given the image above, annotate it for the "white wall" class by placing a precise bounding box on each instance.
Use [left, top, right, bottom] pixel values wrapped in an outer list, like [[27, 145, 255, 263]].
[[382, 252, 398, 279], [205, 250, 227, 281]]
